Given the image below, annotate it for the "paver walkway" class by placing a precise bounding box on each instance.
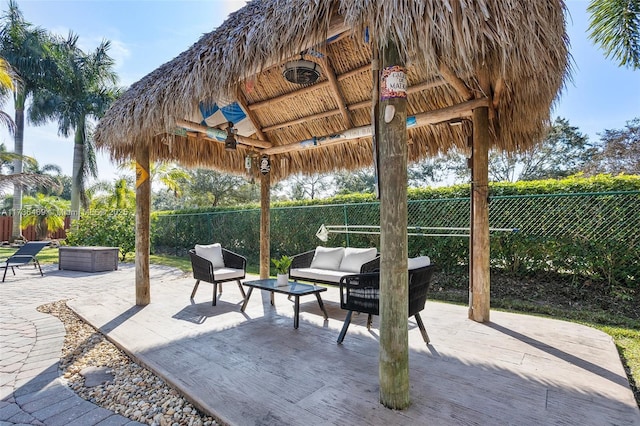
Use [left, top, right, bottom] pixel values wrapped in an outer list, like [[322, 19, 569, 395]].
[[0, 263, 180, 426]]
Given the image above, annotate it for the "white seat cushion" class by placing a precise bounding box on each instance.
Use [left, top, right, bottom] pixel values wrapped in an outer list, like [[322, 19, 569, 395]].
[[339, 247, 377, 273], [212, 267, 244, 280], [290, 268, 346, 283], [408, 256, 431, 270], [310, 246, 344, 270], [195, 243, 225, 269]]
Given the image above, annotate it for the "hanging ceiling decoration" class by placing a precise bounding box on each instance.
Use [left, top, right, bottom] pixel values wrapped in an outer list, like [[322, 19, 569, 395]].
[[282, 53, 321, 85]]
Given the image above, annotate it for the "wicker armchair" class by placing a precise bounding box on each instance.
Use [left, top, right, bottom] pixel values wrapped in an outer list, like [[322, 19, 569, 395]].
[[188, 247, 247, 306], [337, 264, 436, 344]]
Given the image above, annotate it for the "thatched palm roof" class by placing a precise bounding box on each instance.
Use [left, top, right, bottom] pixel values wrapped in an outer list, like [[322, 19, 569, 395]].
[[95, 0, 570, 182]]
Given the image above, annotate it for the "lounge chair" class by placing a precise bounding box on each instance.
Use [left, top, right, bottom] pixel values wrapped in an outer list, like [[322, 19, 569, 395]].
[[337, 263, 436, 344], [188, 243, 247, 306], [1, 241, 50, 282]]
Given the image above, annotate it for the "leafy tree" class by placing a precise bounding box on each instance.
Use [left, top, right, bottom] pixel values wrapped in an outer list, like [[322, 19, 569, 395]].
[[489, 117, 595, 182], [20, 193, 68, 239], [180, 168, 255, 207], [286, 173, 332, 200], [28, 33, 120, 219], [0, 0, 58, 239], [334, 168, 376, 194], [587, 117, 640, 174], [65, 209, 135, 261], [588, 0, 640, 69]]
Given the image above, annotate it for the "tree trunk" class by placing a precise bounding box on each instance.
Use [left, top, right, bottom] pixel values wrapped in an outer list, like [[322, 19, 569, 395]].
[[469, 106, 491, 322], [11, 100, 24, 241], [260, 173, 271, 279], [70, 118, 85, 222], [378, 39, 410, 410], [135, 144, 151, 305]]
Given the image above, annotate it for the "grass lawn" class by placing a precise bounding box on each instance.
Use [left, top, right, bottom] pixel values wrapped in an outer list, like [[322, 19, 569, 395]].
[[3, 246, 638, 406]]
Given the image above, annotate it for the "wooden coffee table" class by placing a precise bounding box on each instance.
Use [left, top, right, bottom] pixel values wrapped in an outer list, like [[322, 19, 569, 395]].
[[240, 279, 329, 329]]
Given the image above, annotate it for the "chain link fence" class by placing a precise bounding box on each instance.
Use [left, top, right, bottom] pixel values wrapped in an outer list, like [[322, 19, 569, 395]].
[[152, 191, 639, 286]]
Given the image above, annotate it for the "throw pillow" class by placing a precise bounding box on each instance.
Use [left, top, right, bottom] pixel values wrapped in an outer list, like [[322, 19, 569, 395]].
[[339, 247, 378, 272], [310, 246, 345, 270], [195, 243, 225, 269]]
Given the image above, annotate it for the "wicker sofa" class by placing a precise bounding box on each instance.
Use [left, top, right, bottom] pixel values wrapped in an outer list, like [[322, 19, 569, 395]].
[[289, 246, 380, 286]]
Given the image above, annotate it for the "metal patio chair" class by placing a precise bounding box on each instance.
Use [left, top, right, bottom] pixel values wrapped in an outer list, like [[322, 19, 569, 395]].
[[1, 241, 50, 282]]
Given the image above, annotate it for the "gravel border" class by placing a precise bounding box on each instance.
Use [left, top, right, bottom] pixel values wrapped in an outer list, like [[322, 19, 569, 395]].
[[37, 300, 221, 426]]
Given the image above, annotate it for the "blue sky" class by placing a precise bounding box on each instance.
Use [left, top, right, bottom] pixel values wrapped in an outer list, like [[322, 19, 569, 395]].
[[2, 0, 639, 184]]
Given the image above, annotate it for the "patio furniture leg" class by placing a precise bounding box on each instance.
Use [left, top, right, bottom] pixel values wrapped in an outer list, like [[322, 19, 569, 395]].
[[315, 293, 328, 319], [414, 313, 430, 344], [35, 259, 43, 276], [236, 280, 246, 299], [190, 280, 200, 299], [219, 283, 223, 295], [212, 283, 218, 306], [2, 265, 7, 282], [294, 295, 300, 329], [366, 314, 373, 330], [337, 310, 353, 344], [240, 287, 253, 312]]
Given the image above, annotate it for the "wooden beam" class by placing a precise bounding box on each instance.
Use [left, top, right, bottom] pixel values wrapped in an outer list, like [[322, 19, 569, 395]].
[[378, 38, 410, 410], [260, 97, 488, 156], [438, 62, 473, 100], [319, 52, 353, 129], [236, 89, 269, 142], [261, 78, 449, 133], [469, 106, 491, 323], [175, 119, 272, 149], [135, 144, 151, 306]]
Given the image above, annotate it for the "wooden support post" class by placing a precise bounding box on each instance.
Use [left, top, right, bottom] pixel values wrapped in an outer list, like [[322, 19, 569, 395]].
[[378, 39, 410, 410], [260, 173, 271, 279], [469, 106, 490, 322], [135, 144, 151, 305]]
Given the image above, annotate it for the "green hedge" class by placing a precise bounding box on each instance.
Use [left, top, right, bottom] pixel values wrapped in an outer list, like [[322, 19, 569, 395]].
[[151, 174, 639, 286]]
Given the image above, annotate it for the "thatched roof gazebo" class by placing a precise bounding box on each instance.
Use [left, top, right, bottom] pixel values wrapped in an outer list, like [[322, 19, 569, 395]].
[[95, 0, 569, 408]]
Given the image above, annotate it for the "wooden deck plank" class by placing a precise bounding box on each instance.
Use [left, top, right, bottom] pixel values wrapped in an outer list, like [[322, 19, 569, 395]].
[[67, 267, 640, 426]]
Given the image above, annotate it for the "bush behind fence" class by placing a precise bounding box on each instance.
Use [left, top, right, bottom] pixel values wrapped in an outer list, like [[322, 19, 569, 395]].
[[152, 191, 639, 287]]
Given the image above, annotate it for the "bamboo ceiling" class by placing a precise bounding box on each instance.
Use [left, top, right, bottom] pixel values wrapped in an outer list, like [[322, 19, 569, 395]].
[[94, 0, 570, 182]]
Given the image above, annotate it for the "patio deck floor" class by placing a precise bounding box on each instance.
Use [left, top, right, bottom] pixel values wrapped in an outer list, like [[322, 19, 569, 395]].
[[66, 265, 640, 426]]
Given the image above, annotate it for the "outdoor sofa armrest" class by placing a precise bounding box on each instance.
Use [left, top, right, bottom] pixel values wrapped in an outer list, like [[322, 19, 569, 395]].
[[359, 255, 380, 273], [290, 250, 316, 270]]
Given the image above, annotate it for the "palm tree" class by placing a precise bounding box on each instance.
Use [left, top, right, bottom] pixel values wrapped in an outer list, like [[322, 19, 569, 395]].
[[0, 0, 58, 239], [588, 0, 640, 69], [0, 57, 15, 134], [23, 159, 63, 196], [88, 177, 135, 211], [28, 33, 120, 221], [20, 193, 69, 240]]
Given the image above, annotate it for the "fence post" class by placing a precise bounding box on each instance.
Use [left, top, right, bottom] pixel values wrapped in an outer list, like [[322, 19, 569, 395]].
[[342, 204, 350, 247]]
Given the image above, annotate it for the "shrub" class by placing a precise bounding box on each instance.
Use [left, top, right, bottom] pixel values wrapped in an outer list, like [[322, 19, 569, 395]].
[[66, 209, 135, 260]]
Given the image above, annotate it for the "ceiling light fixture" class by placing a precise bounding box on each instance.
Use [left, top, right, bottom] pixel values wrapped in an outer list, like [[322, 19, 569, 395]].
[[283, 53, 321, 85]]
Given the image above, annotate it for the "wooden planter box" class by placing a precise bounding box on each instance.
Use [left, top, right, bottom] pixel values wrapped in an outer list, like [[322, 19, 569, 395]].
[[58, 246, 119, 272]]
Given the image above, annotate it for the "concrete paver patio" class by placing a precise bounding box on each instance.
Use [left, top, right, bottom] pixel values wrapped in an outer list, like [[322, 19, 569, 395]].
[[1, 263, 639, 425]]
